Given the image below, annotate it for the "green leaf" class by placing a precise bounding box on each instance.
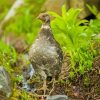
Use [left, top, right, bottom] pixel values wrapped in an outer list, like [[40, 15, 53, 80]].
[[49, 11, 62, 20], [86, 4, 98, 15], [62, 5, 66, 20]]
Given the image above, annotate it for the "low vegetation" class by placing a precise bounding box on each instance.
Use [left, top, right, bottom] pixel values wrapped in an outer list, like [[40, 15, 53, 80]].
[[0, 0, 100, 99]]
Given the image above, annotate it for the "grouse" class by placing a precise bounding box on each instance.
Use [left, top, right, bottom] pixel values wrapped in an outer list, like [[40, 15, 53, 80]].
[[29, 13, 63, 95]]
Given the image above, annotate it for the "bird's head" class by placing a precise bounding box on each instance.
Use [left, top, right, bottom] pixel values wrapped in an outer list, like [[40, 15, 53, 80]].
[[37, 13, 50, 23]]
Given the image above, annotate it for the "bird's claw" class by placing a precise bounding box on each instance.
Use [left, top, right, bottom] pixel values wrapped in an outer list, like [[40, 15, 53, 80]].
[[49, 78, 55, 95], [37, 84, 49, 95]]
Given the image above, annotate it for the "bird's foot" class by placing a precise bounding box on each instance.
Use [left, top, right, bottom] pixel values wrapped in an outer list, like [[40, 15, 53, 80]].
[[49, 78, 55, 95], [37, 81, 49, 95]]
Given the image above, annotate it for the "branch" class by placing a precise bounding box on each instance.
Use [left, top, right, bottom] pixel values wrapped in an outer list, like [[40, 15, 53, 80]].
[[0, 0, 24, 31]]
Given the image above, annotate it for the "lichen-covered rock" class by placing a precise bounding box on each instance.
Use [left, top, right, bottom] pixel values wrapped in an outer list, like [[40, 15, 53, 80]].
[[41, 0, 66, 14], [42, 0, 100, 19], [69, 0, 100, 19], [0, 66, 12, 99], [46, 95, 68, 100]]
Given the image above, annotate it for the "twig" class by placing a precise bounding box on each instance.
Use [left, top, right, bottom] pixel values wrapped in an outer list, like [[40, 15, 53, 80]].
[[0, 0, 24, 30]]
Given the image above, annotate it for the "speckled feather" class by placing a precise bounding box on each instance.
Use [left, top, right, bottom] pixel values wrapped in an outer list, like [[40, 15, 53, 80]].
[[29, 13, 63, 79]]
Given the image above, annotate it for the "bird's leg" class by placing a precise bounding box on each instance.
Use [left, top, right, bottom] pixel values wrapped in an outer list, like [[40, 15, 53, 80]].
[[37, 71, 48, 95], [43, 79, 47, 95], [49, 78, 55, 95], [37, 79, 48, 95]]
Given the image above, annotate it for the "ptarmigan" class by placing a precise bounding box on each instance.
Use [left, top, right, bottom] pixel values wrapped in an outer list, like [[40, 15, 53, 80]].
[[29, 13, 63, 94]]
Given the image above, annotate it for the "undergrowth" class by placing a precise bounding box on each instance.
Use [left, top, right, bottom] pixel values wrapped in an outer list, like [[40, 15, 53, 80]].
[[0, 40, 17, 73], [0, 1, 100, 99], [50, 5, 99, 77]]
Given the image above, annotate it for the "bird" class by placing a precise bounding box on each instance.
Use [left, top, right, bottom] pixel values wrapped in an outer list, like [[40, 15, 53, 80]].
[[29, 13, 63, 95]]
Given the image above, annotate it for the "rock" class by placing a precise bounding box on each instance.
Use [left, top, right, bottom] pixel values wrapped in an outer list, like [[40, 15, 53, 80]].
[[23, 63, 35, 80], [46, 95, 68, 100], [69, 0, 100, 19], [42, 0, 66, 14], [42, 0, 100, 19], [0, 66, 12, 99], [22, 64, 35, 92]]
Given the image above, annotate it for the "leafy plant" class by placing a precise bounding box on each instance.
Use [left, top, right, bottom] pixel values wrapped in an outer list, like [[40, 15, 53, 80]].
[[86, 19, 100, 38], [50, 5, 95, 76], [0, 40, 17, 73], [86, 4, 100, 19], [50, 6, 89, 51], [86, 5, 100, 36], [15, 75, 23, 83]]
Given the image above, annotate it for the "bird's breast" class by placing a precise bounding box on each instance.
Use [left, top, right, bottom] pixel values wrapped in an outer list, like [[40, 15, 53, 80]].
[[29, 38, 59, 64], [30, 42, 57, 58]]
